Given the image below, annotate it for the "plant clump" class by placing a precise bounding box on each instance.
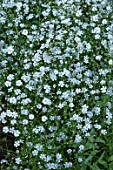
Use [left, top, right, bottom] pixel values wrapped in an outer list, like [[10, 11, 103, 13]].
[[0, 0, 113, 169]]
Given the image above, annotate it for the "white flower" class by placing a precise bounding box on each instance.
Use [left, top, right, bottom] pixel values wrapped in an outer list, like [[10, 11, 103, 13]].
[[101, 86, 107, 93], [14, 141, 21, 147], [42, 97, 52, 106], [109, 59, 113, 65], [76, 10, 82, 17], [93, 27, 101, 34], [41, 115, 48, 122], [21, 109, 29, 115], [36, 104, 42, 109], [67, 149, 72, 154], [5, 81, 11, 87], [16, 80, 23, 86], [3, 126, 9, 133], [100, 80, 106, 85], [7, 46, 14, 54], [82, 104, 88, 114], [22, 119, 29, 125], [79, 145, 84, 152], [32, 150, 38, 156], [78, 158, 83, 163], [15, 157, 22, 164], [94, 124, 101, 129], [95, 55, 102, 61], [29, 114, 34, 120], [101, 129, 107, 135], [64, 162, 73, 168], [21, 75, 30, 82], [11, 119, 17, 125], [75, 134, 82, 143], [9, 97, 17, 104], [22, 29, 28, 36], [7, 74, 14, 81], [56, 153, 62, 162], [14, 130, 20, 137], [94, 34, 100, 39], [108, 34, 112, 40], [102, 19, 107, 25]]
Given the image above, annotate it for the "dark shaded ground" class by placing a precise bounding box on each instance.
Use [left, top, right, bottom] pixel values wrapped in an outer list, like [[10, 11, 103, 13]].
[[0, 96, 16, 169]]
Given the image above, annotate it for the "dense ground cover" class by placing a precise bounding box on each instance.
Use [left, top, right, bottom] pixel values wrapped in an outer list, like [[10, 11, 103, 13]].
[[0, 0, 113, 169]]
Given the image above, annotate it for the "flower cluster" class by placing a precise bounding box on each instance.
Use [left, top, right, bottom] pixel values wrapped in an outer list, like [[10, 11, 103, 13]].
[[0, 0, 113, 169]]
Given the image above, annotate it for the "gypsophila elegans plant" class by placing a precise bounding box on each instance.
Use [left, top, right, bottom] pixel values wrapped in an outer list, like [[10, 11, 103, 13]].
[[0, 0, 113, 169]]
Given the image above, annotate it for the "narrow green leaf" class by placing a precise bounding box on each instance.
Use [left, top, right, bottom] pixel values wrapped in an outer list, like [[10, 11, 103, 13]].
[[91, 163, 101, 170], [108, 155, 113, 162], [88, 136, 94, 143], [99, 161, 107, 168], [96, 137, 105, 144], [85, 155, 93, 164], [97, 151, 105, 163]]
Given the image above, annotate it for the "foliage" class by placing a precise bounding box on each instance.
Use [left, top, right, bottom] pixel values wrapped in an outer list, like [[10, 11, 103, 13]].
[[0, 0, 113, 169]]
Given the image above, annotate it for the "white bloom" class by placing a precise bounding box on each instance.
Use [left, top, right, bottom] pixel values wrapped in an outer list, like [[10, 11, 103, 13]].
[[74, 36, 81, 43], [76, 10, 82, 17], [93, 27, 101, 34], [9, 97, 17, 104], [0, 111, 6, 119], [75, 88, 81, 94], [109, 59, 113, 65], [75, 134, 82, 143], [11, 119, 17, 125], [14, 130, 20, 137], [108, 34, 112, 40], [15, 157, 22, 164], [78, 158, 83, 163], [67, 149, 72, 154], [82, 104, 88, 114], [95, 55, 102, 61], [79, 145, 84, 151], [21, 75, 30, 82], [14, 141, 21, 147], [101, 86, 107, 93], [32, 150, 38, 156], [101, 129, 107, 135], [64, 162, 73, 168], [94, 34, 100, 39], [21, 109, 29, 115], [94, 124, 101, 129], [3, 126, 9, 133], [41, 115, 48, 122], [100, 80, 106, 85], [29, 114, 34, 120], [102, 19, 107, 25], [22, 119, 29, 125], [7, 74, 14, 81], [5, 81, 11, 87], [7, 46, 14, 54], [22, 29, 28, 36], [36, 104, 42, 109], [106, 6, 111, 11], [56, 153, 62, 162], [42, 97, 52, 106], [16, 80, 23, 86]]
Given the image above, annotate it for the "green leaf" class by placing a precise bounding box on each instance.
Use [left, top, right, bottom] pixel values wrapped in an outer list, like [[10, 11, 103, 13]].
[[88, 136, 94, 143], [108, 155, 113, 162], [91, 150, 98, 156], [99, 161, 107, 168], [91, 163, 101, 170], [97, 151, 105, 163], [96, 138, 105, 144], [85, 155, 93, 164], [109, 162, 113, 169]]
